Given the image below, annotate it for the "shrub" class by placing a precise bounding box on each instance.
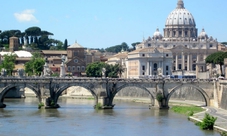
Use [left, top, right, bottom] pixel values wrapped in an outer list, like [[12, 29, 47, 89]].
[[188, 110, 194, 116], [95, 103, 102, 110], [199, 113, 217, 130], [156, 93, 163, 102], [38, 102, 44, 109]]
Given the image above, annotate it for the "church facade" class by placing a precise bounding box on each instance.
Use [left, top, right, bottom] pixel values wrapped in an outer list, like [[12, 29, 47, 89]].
[[136, 0, 218, 76]]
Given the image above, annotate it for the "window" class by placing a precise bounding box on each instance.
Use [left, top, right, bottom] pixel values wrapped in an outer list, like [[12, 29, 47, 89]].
[[173, 66, 176, 71], [178, 55, 182, 59], [77, 66, 80, 71], [185, 45, 187, 48], [148, 44, 151, 47], [72, 66, 75, 71], [166, 72, 169, 75], [142, 72, 145, 75], [68, 66, 71, 71], [210, 44, 213, 47], [192, 64, 196, 71], [184, 55, 187, 60], [142, 54, 145, 57], [166, 54, 169, 57], [142, 65, 145, 71], [74, 59, 78, 63], [81, 66, 85, 71], [185, 31, 188, 37], [166, 66, 169, 71], [185, 66, 187, 70], [178, 64, 182, 70]]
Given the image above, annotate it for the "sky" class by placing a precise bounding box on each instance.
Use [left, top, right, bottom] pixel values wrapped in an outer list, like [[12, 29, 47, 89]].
[[1, 0, 227, 49]]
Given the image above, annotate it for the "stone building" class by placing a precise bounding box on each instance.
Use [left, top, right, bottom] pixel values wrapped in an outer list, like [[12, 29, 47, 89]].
[[136, 0, 218, 77], [127, 47, 173, 78]]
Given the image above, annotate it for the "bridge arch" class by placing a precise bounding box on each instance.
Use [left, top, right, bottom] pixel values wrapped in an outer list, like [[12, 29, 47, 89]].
[[0, 84, 41, 103], [167, 84, 210, 106], [54, 84, 98, 105], [110, 83, 155, 106]]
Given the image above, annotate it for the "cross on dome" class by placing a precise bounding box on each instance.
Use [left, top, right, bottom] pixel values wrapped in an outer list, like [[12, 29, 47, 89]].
[[177, 0, 185, 9]]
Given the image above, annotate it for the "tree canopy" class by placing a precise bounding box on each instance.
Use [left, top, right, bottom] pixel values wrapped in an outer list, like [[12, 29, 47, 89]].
[[86, 62, 125, 78], [0, 54, 16, 75], [105, 42, 129, 53], [205, 51, 227, 75], [25, 52, 45, 76]]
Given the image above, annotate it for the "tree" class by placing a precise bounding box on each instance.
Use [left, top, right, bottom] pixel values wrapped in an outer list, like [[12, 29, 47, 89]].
[[205, 51, 227, 75], [105, 42, 129, 53], [25, 52, 45, 76], [0, 54, 16, 75], [86, 62, 105, 77], [131, 42, 140, 50], [64, 39, 68, 50]]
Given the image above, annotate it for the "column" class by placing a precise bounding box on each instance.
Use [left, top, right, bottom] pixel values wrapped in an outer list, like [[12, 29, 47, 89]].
[[197, 54, 200, 63], [175, 54, 178, 71], [150, 62, 153, 75], [182, 52, 184, 70], [146, 61, 150, 76], [189, 54, 192, 71], [187, 54, 190, 71]]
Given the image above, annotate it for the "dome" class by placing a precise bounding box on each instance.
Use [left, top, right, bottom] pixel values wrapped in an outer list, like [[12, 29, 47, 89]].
[[165, 0, 196, 26], [153, 28, 163, 40], [198, 28, 208, 39]]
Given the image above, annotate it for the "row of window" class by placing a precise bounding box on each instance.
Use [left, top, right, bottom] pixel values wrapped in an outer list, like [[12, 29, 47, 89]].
[[147, 44, 213, 48], [68, 66, 85, 72], [142, 65, 169, 71]]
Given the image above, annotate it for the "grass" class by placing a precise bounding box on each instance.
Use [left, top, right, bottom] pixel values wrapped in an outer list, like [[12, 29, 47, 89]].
[[171, 105, 205, 116]]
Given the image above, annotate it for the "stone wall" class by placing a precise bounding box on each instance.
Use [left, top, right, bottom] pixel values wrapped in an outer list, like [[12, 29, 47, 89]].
[[170, 87, 205, 102], [220, 87, 227, 110]]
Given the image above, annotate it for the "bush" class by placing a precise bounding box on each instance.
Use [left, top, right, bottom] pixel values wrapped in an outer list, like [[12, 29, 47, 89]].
[[95, 103, 102, 110], [156, 93, 163, 102], [199, 113, 217, 130], [38, 102, 44, 109]]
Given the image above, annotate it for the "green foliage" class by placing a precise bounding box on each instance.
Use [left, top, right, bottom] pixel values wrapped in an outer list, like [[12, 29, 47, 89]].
[[86, 62, 124, 78], [105, 42, 129, 53], [205, 51, 227, 75], [156, 93, 163, 102], [131, 42, 140, 50], [38, 102, 44, 109], [64, 39, 68, 50], [171, 106, 204, 115], [198, 113, 217, 130], [95, 103, 102, 110], [25, 52, 45, 76], [51, 73, 59, 77], [221, 132, 227, 136], [0, 54, 16, 75]]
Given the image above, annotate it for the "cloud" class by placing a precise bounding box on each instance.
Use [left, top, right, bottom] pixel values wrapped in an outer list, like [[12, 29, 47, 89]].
[[14, 9, 38, 22]]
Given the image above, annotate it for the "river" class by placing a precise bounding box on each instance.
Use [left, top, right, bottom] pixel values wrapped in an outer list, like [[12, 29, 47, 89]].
[[0, 97, 220, 136]]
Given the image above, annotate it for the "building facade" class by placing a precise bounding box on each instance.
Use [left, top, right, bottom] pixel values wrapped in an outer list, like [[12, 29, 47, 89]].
[[127, 47, 173, 78], [136, 0, 218, 76]]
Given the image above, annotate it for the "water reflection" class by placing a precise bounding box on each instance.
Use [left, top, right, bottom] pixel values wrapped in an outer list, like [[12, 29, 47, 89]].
[[0, 97, 220, 136]]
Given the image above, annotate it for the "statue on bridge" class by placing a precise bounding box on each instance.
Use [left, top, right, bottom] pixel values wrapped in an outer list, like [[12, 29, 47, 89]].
[[17, 68, 24, 78], [1, 68, 7, 77]]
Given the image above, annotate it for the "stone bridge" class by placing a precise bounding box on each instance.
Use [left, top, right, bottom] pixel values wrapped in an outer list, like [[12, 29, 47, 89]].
[[0, 77, 222, 109]]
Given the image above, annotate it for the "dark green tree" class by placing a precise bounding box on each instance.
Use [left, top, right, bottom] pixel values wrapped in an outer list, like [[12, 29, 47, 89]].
[[64, 39, 68, 50], [85, 62, 105, 77], [205, 51, 227, 75], [0, 54, 16, 75], [131, 42, 140, 50]]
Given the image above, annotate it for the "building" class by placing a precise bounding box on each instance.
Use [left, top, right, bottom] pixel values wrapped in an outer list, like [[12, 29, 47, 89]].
[[127, 47, 173, 78], [136, 0, 218, 77], [65, 42, 93, 76]]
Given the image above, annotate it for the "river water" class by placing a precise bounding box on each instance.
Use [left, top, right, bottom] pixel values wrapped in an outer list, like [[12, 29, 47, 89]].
[[0, 97, 219, 136]]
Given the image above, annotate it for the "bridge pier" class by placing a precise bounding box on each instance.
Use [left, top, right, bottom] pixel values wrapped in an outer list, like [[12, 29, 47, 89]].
[[0, 103, 6, 108]]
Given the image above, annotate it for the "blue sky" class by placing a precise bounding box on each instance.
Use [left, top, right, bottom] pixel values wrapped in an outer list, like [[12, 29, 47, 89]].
[[1, 0, 227, 49]]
